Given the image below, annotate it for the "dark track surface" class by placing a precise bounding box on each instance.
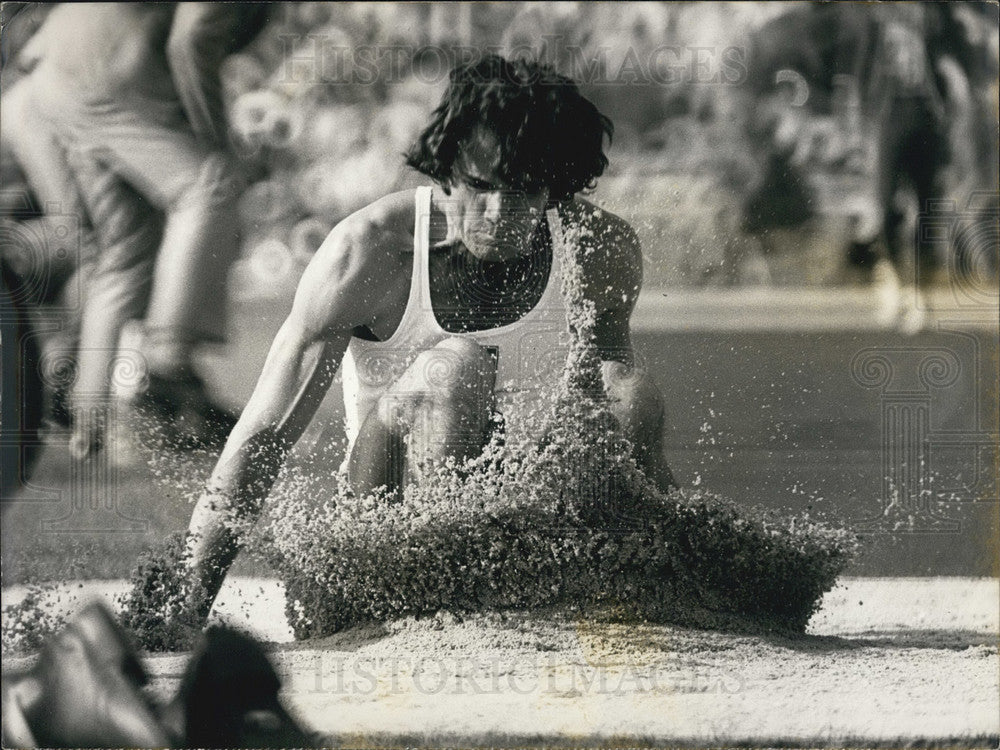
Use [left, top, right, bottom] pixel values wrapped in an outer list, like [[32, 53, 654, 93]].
[[635, 326, 998, 576], [3, 295, 997, 579]]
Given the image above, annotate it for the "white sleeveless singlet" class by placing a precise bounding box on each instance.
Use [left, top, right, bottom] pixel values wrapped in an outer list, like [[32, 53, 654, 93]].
[[341, 186, 572, 450]]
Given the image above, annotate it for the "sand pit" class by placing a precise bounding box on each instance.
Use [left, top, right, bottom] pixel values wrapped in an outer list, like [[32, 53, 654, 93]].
[[4, 194, 994, 747], [242, 210, 857, 642], [2, 576, 997, 746]]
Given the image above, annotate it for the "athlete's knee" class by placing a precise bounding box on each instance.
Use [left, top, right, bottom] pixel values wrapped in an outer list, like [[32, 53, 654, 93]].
[[379, 338, 496, 432], [602, 359, 651, 404], [417, 337, 496, 401], [603, 362, 674, 489]]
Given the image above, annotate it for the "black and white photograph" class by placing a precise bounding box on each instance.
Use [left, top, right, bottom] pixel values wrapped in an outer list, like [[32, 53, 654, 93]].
[[1, 2, 998, 747]]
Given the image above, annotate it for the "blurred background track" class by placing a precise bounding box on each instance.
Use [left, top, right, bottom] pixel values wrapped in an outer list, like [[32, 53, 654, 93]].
[[3, 287, 997, 581]]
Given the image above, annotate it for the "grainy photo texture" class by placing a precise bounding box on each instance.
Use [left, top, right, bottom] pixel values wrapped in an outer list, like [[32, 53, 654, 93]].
[[1, 2, 997, 748]]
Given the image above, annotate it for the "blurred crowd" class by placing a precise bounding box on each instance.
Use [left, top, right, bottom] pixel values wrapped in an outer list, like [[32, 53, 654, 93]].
[[2, 4, 275, 485], [741, 2, 999, 288], [1, 2, 997, 480]]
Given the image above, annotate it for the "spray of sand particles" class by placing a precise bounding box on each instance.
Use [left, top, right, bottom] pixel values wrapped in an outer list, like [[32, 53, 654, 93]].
[[99, 206, 857, 651], [258, 207, 859, 640]]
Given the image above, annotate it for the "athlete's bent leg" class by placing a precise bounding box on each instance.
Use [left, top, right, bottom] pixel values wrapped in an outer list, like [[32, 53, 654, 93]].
[[348, 337, 497, 497]]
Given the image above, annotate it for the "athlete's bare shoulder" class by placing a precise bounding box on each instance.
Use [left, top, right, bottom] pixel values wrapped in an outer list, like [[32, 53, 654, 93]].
[[560, 198, 643, 313], [332, 189, 416, 250], [289, 189, 419, 338]]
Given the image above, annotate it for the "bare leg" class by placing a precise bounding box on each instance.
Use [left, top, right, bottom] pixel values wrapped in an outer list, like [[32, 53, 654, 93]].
[[141, 152, 242, 374], [78, 111, 244, 360], [348, 337, 497, 497]]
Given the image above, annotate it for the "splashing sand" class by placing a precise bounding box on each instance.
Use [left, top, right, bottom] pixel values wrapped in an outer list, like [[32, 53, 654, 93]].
[[116, 532, 207, 651], [93, 207, 857, 651], [259, 208, 858, 639]]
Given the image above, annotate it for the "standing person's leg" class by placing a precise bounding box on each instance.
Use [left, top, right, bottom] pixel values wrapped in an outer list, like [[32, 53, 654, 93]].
[[66, 151, 162, 456], [908, 115, 952, 284], [3, 81, 98, 424], [348, 338, 497, 497], [87, 111, 243, 379]]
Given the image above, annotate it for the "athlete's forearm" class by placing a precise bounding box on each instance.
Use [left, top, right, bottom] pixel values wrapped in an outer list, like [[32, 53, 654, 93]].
[[185, 426, 289, 613], [184, 328, 346, 610], [203, 426, 291, 521], [202, 330, 344, 518]]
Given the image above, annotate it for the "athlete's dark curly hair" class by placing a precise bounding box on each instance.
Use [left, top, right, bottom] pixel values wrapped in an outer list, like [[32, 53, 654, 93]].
[[405, 55, 614, 202]]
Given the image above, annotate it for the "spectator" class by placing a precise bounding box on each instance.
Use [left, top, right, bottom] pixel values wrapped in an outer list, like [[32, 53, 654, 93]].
[[11, 3, 270, 456]]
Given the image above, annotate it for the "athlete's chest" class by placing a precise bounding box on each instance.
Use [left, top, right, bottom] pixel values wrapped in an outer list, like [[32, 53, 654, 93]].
[[427, 246, 553, 333]]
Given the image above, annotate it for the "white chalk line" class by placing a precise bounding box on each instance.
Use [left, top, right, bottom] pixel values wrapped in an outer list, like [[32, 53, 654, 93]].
[[633, 287, 999, 332]]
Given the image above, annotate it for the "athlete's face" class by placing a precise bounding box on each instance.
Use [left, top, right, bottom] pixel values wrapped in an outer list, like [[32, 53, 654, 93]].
[[447, 126, 550, 262]]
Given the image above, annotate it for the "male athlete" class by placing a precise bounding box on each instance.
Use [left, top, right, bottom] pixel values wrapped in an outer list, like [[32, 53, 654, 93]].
[[182, 55, 675, 618]]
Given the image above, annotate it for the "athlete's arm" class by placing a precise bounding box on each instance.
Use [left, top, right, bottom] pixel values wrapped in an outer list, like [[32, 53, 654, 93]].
[[589, 216, 676, 491], [184, 207, 408, 608], [586, 213, 643, 364]]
